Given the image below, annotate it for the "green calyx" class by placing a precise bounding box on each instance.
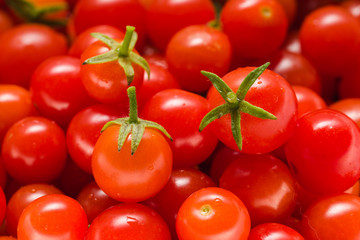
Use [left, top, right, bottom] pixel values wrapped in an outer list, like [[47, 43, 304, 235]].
[[101, 86, 172, 155], [6, 0, 68, 27], [82, 26, 150, 85], [199, 62, 277, 151]]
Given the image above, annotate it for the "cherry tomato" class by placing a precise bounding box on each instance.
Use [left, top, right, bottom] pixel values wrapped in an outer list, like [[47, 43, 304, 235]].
[[299, 5, 360, 77], [0, 24, 68, 87], [92, 126, 172, 202], [0, 85, 36, 145], [207, 67, 297, 154], [86, 203, 171, 240], [276, 0, 297, 24], [66, 104, 126, 173], [141, 89, 218, 167], [219, 153, 296, 226], [221, 0, 288, 60], [30, 55, 96, 128], [77, 181, 119, 223], [292, 85, 326, 118], [5, 184, 62, 237], [176, 187, 251, 240], [166, 24, 231, 93], [301, 194, 360, 239], [329, 98, 360, 127], [0, 10, 13, 35], [145, 0, 215, 52], [340, 0, 360, 23], [143, 168, 216, 239], [2, 117, 67, 184], [248, 223, 304, 240], [17, 194, 88, 240], [285, 109, 360, 194]]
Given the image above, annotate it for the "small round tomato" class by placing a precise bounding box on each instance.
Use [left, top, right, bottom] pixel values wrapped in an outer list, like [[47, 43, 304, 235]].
[[166, 24, 231, 93], [285, 109, 360, 194], [5, 184, 62, 237], [0, 24, 68, 87], [329, 98, 360, 127], [176, 187, 251, 240], [301, 194, 360, 239], [292, 85, 326, 118], [248, 223, 304, 240], [17, 194, 88, 240], [2, 117, 67, 184], [221, 0, 288, 60], [340, 0, 360, 23], [92, 126, 172, 202], [206, 67, 297, 154], [86, 203, 171, 240]]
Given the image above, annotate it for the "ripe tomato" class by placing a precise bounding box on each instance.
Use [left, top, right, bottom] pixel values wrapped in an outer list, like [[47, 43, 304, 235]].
[[0, 10, 13, 34], [5, 184, 62, 237], [206, 66, 297, 154], [86, 203, 171, 240], [166, 24, 231, 93], [0, 24, 67, 87], [176, 187, 251, 240], [2, 117, 67, 184], [17, 194, 88, 240], [221, 0, 288, 60], [248, 223, 304, 240], [92, 126, 172, 202], [285, 109, 360, 194], [329, 98, 360, 127], [301, 194, 360, 239], [292, 85, 326, 118]]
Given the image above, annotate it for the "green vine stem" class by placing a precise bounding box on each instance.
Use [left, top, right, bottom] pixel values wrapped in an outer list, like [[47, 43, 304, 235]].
[[199, 62, 277, 151], [101, 86, 172, 155], [82, 26, 150, 85]]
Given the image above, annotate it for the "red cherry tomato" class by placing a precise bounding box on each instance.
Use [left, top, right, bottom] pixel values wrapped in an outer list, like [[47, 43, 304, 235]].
[[141, 89, 218, 167], [0, 24, 68, 87], [92, 126, 172, 202], [219, 153, 296, 226], [221, 0, 288, 60], [145, 0, 215, 52], [285, 109, 360, 194], [207, 67, 297, 154], [2, 117, 67, 184], [5, 184, 62, 237], [301, 194, 360, 240], [292, 85, 326, 118], [0, 10, 13, 35], [86, 203, 171, 240], [329, 98, 360, 127], [166, 24, 232, 93], [30, 55, 96, 128], [248, 223, 304, 240], [176, 187, 251, 240], [17, 194, 88, 240], [340, 0, 360, 23]]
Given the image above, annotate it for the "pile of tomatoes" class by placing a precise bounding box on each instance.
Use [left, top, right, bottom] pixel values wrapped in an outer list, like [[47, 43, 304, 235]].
[[1, 0, 360, 239]]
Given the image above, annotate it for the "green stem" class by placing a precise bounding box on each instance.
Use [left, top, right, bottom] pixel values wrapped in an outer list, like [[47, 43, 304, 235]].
[[127, 86, 138, 123], [119, 26, 135, 57]]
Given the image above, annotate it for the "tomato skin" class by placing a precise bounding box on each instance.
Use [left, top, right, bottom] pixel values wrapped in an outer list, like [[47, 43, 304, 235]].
[[146, 0, 215, 52], [69, 25, 125, 58], [221, 0, 288, 60], [143, 168, 216, 239], [0, 85, 36, 145], [207, 67, 297, 154], [141, 89, 218, 167], [5, 184, 62, 237], [329, 98, 360, 127], [292, 85, 326, 118], [285, 109, 360, 195], [0, 24, 68, 88], [72, 0, 146, 50], [166, 24, 232, 93], [80, 40, 144, 104], [2, 117, 67, 184], [17, 194, 88, 240], [0, 187, 5, 226], [86, 203, 171, 240], [30, 55, 96, 128], [219, 154, 296, 226], [66, 104, 126, 173], [300, 194, 360, 239], [299, 5, 360, 77], [92, 126, 172, 202], [0, 10, 13, 34], [248, 223, 304, 240], [176, 187, 251, 240]]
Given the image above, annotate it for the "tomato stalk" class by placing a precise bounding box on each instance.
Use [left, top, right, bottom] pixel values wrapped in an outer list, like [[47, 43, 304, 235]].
[[199, 62, 277, 151], [82, 26, 150, 85], [101, 86, 172, 155]]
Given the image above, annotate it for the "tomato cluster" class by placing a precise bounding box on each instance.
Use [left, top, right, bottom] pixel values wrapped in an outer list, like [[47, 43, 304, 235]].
[[1, 0, 360, 239]]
